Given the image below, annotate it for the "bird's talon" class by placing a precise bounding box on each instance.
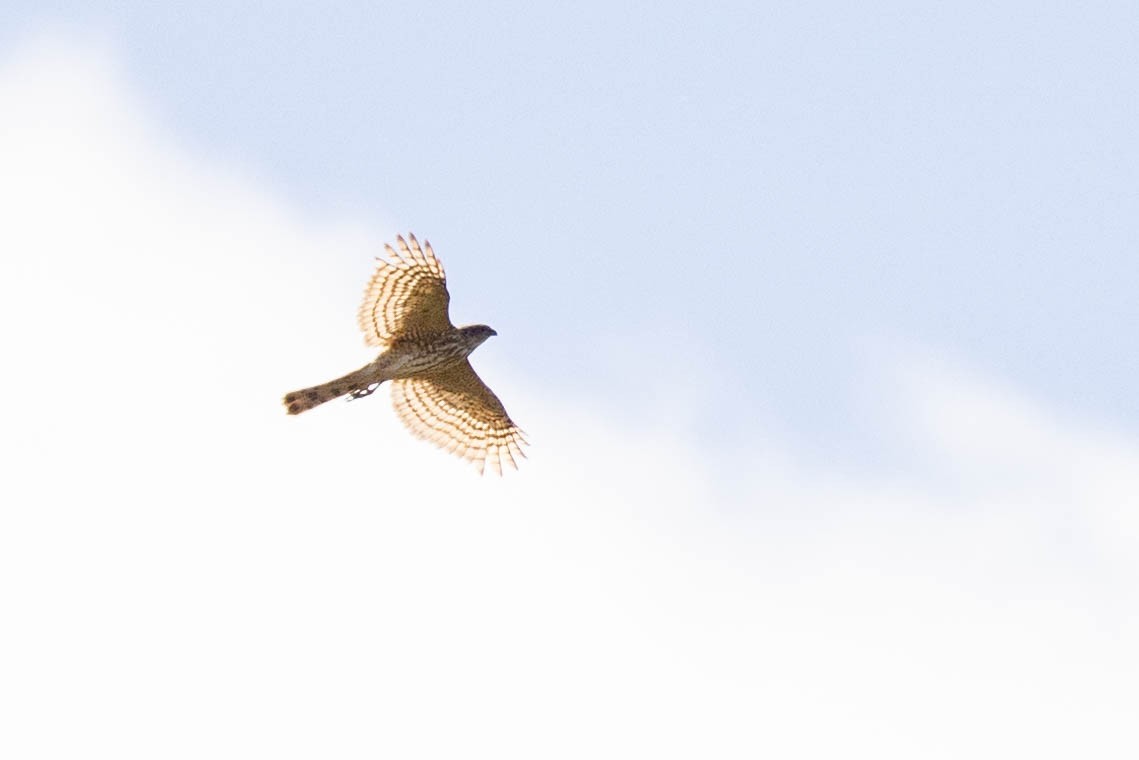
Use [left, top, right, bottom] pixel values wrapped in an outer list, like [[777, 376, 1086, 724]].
[[348, 384, 379, 401]]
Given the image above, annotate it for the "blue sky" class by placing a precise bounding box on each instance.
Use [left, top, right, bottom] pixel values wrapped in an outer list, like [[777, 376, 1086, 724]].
[[6, 1, 1137, 455], [2, 4, 1138, 758]]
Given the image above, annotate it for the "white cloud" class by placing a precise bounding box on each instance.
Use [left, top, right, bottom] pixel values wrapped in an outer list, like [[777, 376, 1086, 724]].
[[1, 35, 1136, 759]]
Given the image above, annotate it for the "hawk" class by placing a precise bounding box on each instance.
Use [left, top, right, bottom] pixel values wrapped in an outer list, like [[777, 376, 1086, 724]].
[[283, 233, 527, 475]]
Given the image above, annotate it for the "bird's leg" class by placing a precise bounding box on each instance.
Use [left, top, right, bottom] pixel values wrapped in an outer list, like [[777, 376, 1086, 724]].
[[348, 383, 380, 401]]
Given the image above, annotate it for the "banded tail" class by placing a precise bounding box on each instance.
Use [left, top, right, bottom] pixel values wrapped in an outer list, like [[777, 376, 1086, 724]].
[[283, 365, 382, 415]]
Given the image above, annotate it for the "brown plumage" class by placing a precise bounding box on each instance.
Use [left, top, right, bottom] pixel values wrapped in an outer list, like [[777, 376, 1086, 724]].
[[283, 233, 526, 474]]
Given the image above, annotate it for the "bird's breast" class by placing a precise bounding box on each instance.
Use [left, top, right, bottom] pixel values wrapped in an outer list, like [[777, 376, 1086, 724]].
[[384, 334, 471, 378]]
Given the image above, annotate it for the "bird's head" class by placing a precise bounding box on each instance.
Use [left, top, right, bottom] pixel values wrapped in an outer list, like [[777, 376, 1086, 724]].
[[459, 324, 497, 350]]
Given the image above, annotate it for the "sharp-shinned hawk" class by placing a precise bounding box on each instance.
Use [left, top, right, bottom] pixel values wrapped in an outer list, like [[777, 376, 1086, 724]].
[[283, 233, 527, 475]]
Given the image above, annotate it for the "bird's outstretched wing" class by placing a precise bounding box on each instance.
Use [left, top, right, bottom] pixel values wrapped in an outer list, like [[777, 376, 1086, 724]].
[[391, 360, 527, 475], [358, 233, 452, 346]]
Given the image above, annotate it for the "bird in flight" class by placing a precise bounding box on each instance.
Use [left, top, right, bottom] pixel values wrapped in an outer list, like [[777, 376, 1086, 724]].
[[283, 233, 527, 475]]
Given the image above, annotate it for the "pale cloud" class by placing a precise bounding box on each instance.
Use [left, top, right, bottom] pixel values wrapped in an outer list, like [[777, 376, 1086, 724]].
[[1, 36, 1136, 759]]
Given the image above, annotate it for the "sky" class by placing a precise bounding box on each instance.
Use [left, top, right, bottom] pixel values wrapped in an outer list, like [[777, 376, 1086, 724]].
[[1, 3, 1137, 758]]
